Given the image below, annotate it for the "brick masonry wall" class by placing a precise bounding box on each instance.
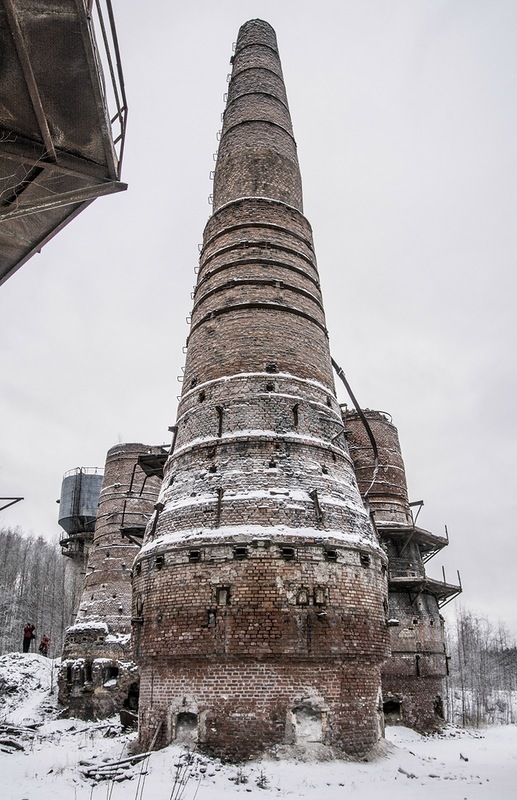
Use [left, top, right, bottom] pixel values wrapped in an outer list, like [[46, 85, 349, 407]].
[[59, 443, 162, 718], [344, 409, 412, 525], [384, 593, 448, 671], [135, 19, 389, 759], [223, 94, 294, 135], [183, 198, 331, 391], [382, 675, 446, 731], [213, 21, 303, 212], [133, 541, 388, 662], [344, 410, 449, 731], [214, 125, 302, 212], [137, 659, 384, 761], [75, 444, 162, 631], [202, 199, 316, 253]]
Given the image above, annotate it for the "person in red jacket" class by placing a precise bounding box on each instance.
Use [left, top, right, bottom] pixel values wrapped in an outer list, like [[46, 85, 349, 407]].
[[23, 623, 35, 653], [38, 635, 50, 657]]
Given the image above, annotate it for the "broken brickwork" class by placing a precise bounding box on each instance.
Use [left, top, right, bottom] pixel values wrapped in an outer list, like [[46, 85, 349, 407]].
[[58, 443, 163, 719], [344, 410, 459, 731], [133, 19, 389, 760]]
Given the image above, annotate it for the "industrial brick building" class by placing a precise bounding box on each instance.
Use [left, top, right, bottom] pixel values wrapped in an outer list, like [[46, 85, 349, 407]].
[[344, 410, 460, 731], [58, 444, 164, 719], [133, 18, 389, 760], [58, 18, 460, 759]]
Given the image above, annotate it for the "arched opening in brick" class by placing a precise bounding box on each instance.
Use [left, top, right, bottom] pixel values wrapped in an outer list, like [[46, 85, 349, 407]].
[[175, 712, 199, 743], [293, 706, 323, 743], [383, 699, 402, 724]]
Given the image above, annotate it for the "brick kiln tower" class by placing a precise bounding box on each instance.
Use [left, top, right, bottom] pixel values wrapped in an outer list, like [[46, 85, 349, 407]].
[[59, 443, 165, 719], [344, 410, 461, 731], [133, 19, 389, 760]]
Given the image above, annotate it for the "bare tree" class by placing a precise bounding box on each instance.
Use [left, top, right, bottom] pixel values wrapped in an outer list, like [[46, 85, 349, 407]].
[[0, 527, 74, 656], [448, 606, 517, 726]]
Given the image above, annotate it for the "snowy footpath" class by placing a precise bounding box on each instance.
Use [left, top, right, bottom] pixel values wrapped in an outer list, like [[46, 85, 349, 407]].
[[1, 653, 516, 800]]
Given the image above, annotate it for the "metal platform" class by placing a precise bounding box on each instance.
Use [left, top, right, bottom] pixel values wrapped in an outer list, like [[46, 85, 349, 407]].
[[376, 523, 449, 561], [0, 0, 127, 284], [389, 573, 462, 608]]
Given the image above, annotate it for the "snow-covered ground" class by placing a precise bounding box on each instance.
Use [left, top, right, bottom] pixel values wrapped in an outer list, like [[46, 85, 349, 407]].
[[1, 653, 516, 800]]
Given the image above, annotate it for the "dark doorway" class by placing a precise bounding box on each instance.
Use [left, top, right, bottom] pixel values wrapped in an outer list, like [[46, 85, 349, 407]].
[[383, 699, 402, 724]]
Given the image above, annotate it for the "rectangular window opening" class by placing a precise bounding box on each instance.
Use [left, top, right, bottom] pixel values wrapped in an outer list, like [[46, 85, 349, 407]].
[[216, 587, 230, 605], [314, 587, 326, 606]]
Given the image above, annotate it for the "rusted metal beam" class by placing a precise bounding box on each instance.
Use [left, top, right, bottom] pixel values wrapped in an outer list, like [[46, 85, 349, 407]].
[[399, 528, 416, 556], [120, 530, 145, 548]]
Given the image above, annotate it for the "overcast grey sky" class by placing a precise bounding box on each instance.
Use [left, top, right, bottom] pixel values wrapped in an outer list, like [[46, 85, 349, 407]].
[[1, 0, 516, 635]]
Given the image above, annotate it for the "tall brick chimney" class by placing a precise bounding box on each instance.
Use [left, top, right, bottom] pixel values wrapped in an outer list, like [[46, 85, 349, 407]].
[[133, 19, 389, 760]]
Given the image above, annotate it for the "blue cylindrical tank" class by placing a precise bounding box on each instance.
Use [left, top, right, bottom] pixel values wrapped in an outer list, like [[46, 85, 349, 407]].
[[58, 467, 103, 534]]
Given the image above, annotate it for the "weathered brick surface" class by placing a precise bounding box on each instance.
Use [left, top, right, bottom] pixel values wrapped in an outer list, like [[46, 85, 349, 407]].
[[344, 409, 412, 525], [135, 20, 389, 760], [213, 21, 303, 212], [223, 94, 293, 133], [382, 676, 446, 731], [344, 410, 450, 732], [137, 660, 384, 760], [183, 197, 328, 392], [202, 199, 316, 255], [133, 542, 387, 661], [59, 443, 162, 719], [76, 444, 162, 629]]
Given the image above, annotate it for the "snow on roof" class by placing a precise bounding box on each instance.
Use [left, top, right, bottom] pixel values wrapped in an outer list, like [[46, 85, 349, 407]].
[[106, 633, 131, 645], [66, 621, 109, 634]]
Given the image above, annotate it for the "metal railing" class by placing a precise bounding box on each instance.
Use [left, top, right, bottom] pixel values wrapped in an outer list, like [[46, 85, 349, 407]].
[[62, 466, 102, 479], [86, 0, 128, 175]]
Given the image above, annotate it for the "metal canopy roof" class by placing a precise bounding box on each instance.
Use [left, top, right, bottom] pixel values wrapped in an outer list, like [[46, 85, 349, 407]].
[[0, 0, 127, 285], [376, 523, 449, 555]]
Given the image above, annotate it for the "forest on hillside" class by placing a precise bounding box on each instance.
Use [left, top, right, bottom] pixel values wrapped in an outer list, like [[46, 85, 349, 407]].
[[0, 526, 77, 656], [448, 608, 517, 726]]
